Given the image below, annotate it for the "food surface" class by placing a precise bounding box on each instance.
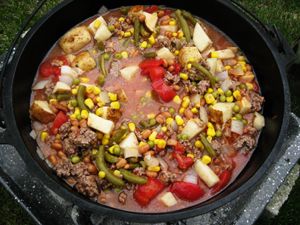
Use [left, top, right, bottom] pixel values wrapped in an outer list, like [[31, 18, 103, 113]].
[[30, 5, 265, 212]]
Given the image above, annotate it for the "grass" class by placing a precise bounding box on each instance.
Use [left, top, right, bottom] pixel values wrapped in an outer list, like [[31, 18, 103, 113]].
[[0, 0, 299, 224]]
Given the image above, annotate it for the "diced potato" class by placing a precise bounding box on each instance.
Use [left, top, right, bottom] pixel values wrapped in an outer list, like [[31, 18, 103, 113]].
[[99, 91, 110, 104], [160, 25, 178, 33], [60, 65, 79, 78], [179, 47, 202, 65], [71, 51, 96, 71], [216, 59, 224, 73], [231, 120, 244, 135], [53, 81, 71, 93], [120, 66, 139, 81], [181, 119, 205, 140], [156, 47, 175, 64], [199, 106, 208, 124], [87, 113, 114, 134], [210, 102, 235, 123], [143, 12, 158, 32], [94, 24, 112, 42], [59, 26, 92, 53], [239, 73, 255, 83], [119, 132, 140, 158], [190, 94, 201, 105], [160, 192, 178, 207], [32, 80, 49, 90], [206, 58, 217, 75], [253, 112, 265, 130], [193, 23, 212, 52], [99, 106, 109, 119], [144, 154, 159, 167], [213, 49, 235, 59], [194, 159, 220, 187], [237, 97, 251, 114], [88, 16, 107, 34], [30, 101, 55, 124]]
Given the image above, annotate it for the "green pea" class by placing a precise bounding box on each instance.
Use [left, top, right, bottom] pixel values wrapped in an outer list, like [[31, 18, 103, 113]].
[[181, 134, 189, 140], [212, 91, 218, 98], [220, 95, 226, 102], [216, 130, 222, 137], [71, 155, 80, 164], [147, 140, 155, 148], [115, 53, 122, 59], [103, 52, 110, 60], [98, 74, 105, 86], [225, 90, 232, 97], [70, 99, 78, 107], [235, 114, 243, 120], [233, 104, 240, 113], [169, 107, 175, 115], [242, 119, 248, 125], [76, 114, 82, 120], [108, 25, 115, 32], [113, 145, 121, 156], [149, 118, 156, 126], [239, 83, 247, 89], [73, 78, 80, 85]]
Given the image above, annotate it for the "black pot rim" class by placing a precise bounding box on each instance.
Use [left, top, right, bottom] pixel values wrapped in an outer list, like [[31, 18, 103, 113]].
[[1, 0, 291, 222]]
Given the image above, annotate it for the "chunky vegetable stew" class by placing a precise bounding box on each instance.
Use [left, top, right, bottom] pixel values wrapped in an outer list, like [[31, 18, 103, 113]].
[[30, 5, 265, 212]]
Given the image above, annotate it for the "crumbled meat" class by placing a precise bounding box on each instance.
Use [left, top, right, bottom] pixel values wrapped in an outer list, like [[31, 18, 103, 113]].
[[249, 91, 264, 112], [183, 80, 198, 94], [244, 125, 257, 135], [55, 159, 72, 177], [73, 127, 97, 147], [59, 121, 71, 139], [70, 162, 89, 177], [125, 183, 134, 191], [233, 135, 256, 152], [44, 82, 55, 96], [107, 108, 122, 123], [164, 71, 180, 84], [134, 129, 144, 141], [63, 138, 77, 156], [157, 35, 171, 48], [75, 175, 99, 197], [211, 138, 224, 153], [158, 171, 178, 185], [133, 167, 146, 176], [197, 80, 210, 95], [170, 37, 187, 50], [96, 177, 112, 190], [118, 191, 127, 204]]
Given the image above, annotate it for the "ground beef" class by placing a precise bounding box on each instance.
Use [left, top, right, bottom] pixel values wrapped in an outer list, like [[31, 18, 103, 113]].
[[73, 127, 97, 148], [96, 177, 112, 190], [183, 80, 198, 94], [107, 108, 123, 123], [183, 80, 210, 95], [134, 129, 144, 142], [249, 91, 264, 112], [70, 162, 89, 177], [233, 135, 256, 152], [158, 171, 178, 185], [75, 175, 99, 198], [164, 71, 180, 84], [211, 138, 224, 153], [55, 159, 72, 177], [157, 35, 172, 48], [59, 122, 71, 139], [198, 80, 210, 95], [133, 167, 145, 176], [63, 138, 77, 156], [44, 82, 55, 96], [118, 191, 127, 204]]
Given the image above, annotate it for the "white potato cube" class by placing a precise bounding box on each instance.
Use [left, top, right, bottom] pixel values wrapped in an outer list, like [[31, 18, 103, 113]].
[[120, 66, 139, 81], [87, 113, 114, 134], [160, 192, 178, 207], [193, 23, 212, 52]]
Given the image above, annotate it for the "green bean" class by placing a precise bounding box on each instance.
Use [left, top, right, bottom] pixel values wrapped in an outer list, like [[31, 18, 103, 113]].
[[77, 85, 89, 111], [175, 10, 191, 42], [97, 41, 105, 51], [140, 24, 150, 37], [120, 6, 129, 15], [134, 18, 140, 46], [104, 151, 119, 164], [128, 163, 140, 169], [99, 54, 107, 77], [98, 74, 105, 86], [191, 62, 216, 86], [120, 169, 147, 184], [109, 127, 128, 145], [127, 157, 138, 163], [56, 93, 71, 101], [96, 146, 125, 187], [199, 134, 216, 157], [143, 52, 157, 58], [139, 118, 157, 129], [122, 38, 131, 48], [182, 10, 197, 25]]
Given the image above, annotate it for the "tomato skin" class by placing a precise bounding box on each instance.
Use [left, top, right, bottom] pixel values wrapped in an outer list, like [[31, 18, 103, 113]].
[[151, 79, 176, 102], [170, 181, 204, 201], [144, 5, 158, 13], [172, 63, 181, 75], [50, 111, 68, 135], [39, 61, 54, 77], [139, 59, 164, 70], [172, 152, 194, 170], [134, 178, 165, 206], [211, 170, 232, 194], [174, 143, 185, 154], [142, 67, 165, 82], [53, 55, 68, 65]]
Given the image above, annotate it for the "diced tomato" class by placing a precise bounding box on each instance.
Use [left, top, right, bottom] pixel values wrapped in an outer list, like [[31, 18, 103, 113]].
[[142, 66, 166, 82], [39, 61, 54, 77], [50, 111, 68, 135], [152, 79, 176, 102], [139, 59, 164, 70], [172, 152, 194, 170], [172, 63, 181, 75], [174, 143, 185, 154], [170, 181, 204, 201], [133, 177, 165, 206], [211, 170, 232, 194], [53, 55, 69, 66], [144, 5, 158, 13], [52, 66, 61, 77], [164, 9, 173, 16]]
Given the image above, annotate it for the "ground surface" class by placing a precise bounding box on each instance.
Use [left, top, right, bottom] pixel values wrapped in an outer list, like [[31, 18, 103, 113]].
[[0, 1, 299, 225]]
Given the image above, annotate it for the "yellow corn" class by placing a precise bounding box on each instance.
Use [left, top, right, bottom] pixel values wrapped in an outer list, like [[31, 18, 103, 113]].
[[113, 170, 121, 177], [175, 50, 179, 56], [149, 131, 157, 141], [175, 115, 184, 126], [207, 135, 212, 143], [195, 140, 204, 149], [226, 96, 234, 103], [173, 95, 182, 104], [71, 88, 78, 95], [81, 109, 89, 119], [169, 20, 176, 25], [95, 107, 103, 116], [147, 113, 156, 119], [191, 107, 198, 114], [207, 127, 216, 137], [148, 166, 161, 172], [40, 131, 48, 142], [161, 126, 167, 132], [224, 65, 231, 70], [166, 117, 174, 125], [118, 17, 125, 22], [139, 141, 147, 147], [233, 90, 241, 100], [80, 77, 89, 83], [93, 19, 101, 29], [108, 92, 117, 101], [246, 82, 254, 90], [128, 122, 136, 132], [102, 138, 109, 145], [69, 114, 76, 120], [93, 87, 101, 95], [207, 88, 214, 93], [140, 41, 148, 49], [49, 99, 57, 105], [177, 31, 184, 38], [201, 155, 212, 164], [217, 88, 224, 94], [98, 171, 106, 179], [157, 139, 166, 149], [121, 51, 128, 58], [179, 72, 188, 80], [211, 51, 219, 58], [238, 60, 246, 65], [186, 63, 192, 69], [123, 31, 131, 37], [109, 145, 115, 154], [182, 96, 190, 108], [179, 107, 185, 114], [172, 32, 177, 37], [110, 101, 120, 110], [204, 93, 215, 104], [207, 122, 213, 128], [148, 35, 156, 45], [187, 153, 195, 159], [74, 107, 80, 116], [84, 98, 94, 109], [86, 86, 94, 94]]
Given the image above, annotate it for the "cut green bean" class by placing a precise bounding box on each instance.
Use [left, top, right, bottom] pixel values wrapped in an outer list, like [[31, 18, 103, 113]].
[[182, 10, 197, 25], [134, 18, 140, 46], [191, 62, 216, 86], [96, 146, 125, 187], [104, 151, 119, 164], [120, 169, 147, 184], [139, 118, 157, 129], [128, 163, 140, 169], [97, 41, 105, 51], [200, 134, 216, 157], [98, 74, 105, 86], [175, 10, 191, 42], [56, 93, 71, 101], [140, 24, 150, 37], [77, 85, 89, 111], [109, 127, 128, 145], [99, 54, 107, 76], [143, 52, 157, 58]]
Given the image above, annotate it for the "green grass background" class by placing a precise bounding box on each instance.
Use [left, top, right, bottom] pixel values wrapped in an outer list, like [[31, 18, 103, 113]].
[[0, 0, 299, 225]]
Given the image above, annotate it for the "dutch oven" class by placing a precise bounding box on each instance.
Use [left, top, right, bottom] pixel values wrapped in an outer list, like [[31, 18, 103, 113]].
[[0, 0, 298, 223]]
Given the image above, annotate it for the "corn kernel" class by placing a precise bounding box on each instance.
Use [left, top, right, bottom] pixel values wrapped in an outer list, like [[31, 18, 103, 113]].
[[49, 99, 57, 104], [148, 35, 156, 45], [195, 140, 204, 149], [74, 107, 80, 116], [40, 131, 48, 142], [128, 122, 136, 132], [175, 115, 184, 126], [86, 86, 94, 94], [123, 31, 131, 37], [179, 72, 188, 80], [95, 107, 103, 116], [169, 20, 176, 25], [154, 139, 159, 145], [204, 93, 215, 104], [207, 88, 214, 93], [118, 17, 125, 22], [121, 51, 128, 58], [207, 135, 212, 143], [175, 50, 179, 56], [157, 139, 166, 149], [179, 107, 185, 114], [186, 63, 192, 69], [98, 171, 106, 179], [187, 153, 195, 159], [242, 65, 247, 72], [93, 87, 101, 95], [201, 155, 212, 164], [191, 107, 198, 113], [173, 95, 182, 104], [104, 134, 110, 139], [238, 60, 246, 65], [102, 138, 109, 145], [93, 19, 101, 29], [71, 88, 78, 95], [233, 90, 241, 100], [81, 109, 89, 119], [226, 96, 234, 103], [80, 77, 89, 83], [211, 51, 219, 58], [140, 41, 148, 49], [188, 57, 196, 63], [109, 145, 115, 154], [148, 166, 161, 172], [139, 141, 147, 147], [149, 131, 157, 141], [246, 82, 254, 90], [110, 101, 120, 110], [224, 65, 231, 70], [207, 127, 216, 137], [166, 117, 174, 125], [108, 92, 117, 101], [217, 88, 224, 94], [113, 170, 121, 177], [70, 114, 76, 120], [84, 98, 94, 109], [172, 32, 177, 37], [207, 122, 213, 128], [177, 31, 184, 38], [147, 113, 156, 119], [161, 126, 167, 132]]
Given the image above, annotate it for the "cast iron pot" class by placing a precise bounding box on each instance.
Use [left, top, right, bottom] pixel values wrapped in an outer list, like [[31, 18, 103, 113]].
[[0, 0, 295, 222]]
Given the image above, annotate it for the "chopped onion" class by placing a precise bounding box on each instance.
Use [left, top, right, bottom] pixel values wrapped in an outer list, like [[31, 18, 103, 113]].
[[215, 70, 228, 81], [220, 78, 233, 92], [45, 159, 53, 168], [157, 157, 168, 171], [183, 174, 198, 184], [230, 65, 244, 76], [231, 120, 244, 135], [144, 154, 159, 167], [32, 80, 49, 90], [199, 106, 208, 124], [29, 130, 37, 139], [59, 75, 73, 86], [154, 125, 162, 133], [61, 65, 78, 78], [99, 91, 110, 104], [36, 147, 45, 160]]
